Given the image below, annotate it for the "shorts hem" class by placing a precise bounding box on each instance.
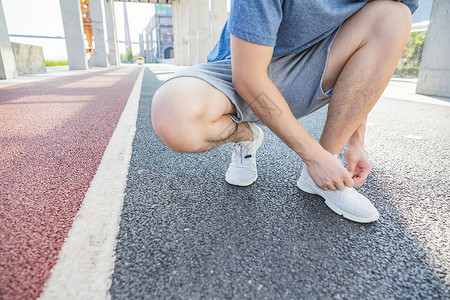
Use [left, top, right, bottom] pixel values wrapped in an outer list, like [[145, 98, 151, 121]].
[[160, 73, 245, 123]]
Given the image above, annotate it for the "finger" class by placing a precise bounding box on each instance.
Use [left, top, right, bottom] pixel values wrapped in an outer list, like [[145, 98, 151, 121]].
[[353, 171, 369, 187], [326, 182, 336, 191], [360, 169, 370, 182], [346, 161, 356, 178], [335, 181, 346, 191], [319, 183, 331, 191], [343, 176, 354, 188], [352, 176, 363, 187]]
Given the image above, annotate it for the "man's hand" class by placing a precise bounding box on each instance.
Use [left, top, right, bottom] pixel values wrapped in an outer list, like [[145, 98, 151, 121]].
[[345, 144, 371, 187], [306, 149, 354, 191]]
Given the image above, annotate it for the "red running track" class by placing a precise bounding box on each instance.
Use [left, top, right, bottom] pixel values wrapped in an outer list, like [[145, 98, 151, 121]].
[[0, 67, 142, 299]]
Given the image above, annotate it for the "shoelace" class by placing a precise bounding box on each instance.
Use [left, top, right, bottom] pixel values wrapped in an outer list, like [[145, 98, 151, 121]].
[[232, 143, 252, 164]]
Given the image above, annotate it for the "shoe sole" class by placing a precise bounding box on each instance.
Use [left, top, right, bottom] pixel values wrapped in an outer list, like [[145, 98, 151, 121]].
[[225, 175, 258, 187], [225, 127, 264, 187], [297, 178, 379, 223]]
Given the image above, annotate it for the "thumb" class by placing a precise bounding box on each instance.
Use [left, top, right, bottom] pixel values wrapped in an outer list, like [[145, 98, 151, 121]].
[[347, 161, 355, 178]]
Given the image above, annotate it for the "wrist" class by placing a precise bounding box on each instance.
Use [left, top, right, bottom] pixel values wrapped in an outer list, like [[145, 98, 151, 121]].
[[299, 140, 328, 164]]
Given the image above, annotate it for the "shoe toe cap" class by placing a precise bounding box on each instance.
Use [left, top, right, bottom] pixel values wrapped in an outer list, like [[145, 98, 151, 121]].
[[225, 169, 257, 186], [340, 192, 379, 222]]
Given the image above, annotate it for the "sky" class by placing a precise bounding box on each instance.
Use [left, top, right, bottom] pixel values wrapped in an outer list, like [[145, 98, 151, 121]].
[[2, 0, 155, 60]]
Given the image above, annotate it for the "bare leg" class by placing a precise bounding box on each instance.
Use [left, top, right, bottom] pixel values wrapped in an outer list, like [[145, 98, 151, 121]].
[[153, 2, 411, 155], [152, 77, 252, 153], [320, 1, 412, 154]]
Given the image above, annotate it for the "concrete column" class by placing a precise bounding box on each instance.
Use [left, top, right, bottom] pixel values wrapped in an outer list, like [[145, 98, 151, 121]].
[[59, 0, 88, 70], [103, 0, 119, 66], [197, 0, 209, 63], [144, 28, 150, 62], [139, 33, 144, 57], [0, 0, 17, 79], [172, 0, 181, 65], [156, 18, 161, 60], [150, 27, 155, 62], [416, 0, 450, 98], [187, 0, 198, 65], [176, 1, 185, 65], [180, 0, 189, 66], [210, 0, 227, 49], [90, 0, 108, 67]]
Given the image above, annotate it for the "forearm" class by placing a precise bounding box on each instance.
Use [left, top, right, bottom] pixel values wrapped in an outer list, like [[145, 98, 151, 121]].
[[229, 33, 351, 189], [234, 74, 323, 162]]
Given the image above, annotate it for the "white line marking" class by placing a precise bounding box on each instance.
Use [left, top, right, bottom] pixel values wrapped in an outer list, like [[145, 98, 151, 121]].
[[39, 67, 145, 300]]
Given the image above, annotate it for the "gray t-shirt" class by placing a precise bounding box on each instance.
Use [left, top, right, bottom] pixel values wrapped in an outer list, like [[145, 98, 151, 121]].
[[207, 0, 418, 62]]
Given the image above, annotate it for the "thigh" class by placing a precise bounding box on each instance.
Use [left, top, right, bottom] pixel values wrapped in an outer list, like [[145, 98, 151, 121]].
[[154, 76, 236, 122], [157, 60, 261, 123], [323, 1, 411, 92], [322, 13, 368, 92], [152, 76, 238, 152]]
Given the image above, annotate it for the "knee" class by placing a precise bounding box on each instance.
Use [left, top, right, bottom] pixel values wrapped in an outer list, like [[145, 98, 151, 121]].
[[363, 1, 412, 48], [151, 79, 208, 152]]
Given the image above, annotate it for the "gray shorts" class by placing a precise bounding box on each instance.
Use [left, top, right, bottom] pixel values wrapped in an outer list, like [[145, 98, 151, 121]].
[[161, 28, 339, 123]]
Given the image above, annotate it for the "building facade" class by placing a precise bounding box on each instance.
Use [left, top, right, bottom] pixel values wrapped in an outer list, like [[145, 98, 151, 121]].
[[141, 5, 174, 63]]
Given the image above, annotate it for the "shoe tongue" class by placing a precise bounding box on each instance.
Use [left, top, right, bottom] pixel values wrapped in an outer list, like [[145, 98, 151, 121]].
[[237, 141, 253, 155], [237, 140, 252, 147]]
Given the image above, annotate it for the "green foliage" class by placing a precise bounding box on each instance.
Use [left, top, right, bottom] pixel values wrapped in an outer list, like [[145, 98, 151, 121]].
[[45, 60, 68, 66], [404, 31, 426, 66], [394, 65, 420, 78], [394, 31, 426, 78], [120, 48, 136, 63], [125, 47, 134, 63]]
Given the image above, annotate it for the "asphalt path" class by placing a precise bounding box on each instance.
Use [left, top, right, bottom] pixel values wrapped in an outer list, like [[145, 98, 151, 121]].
[[0, 67, 141, 299], [110, 66, 449, 299]]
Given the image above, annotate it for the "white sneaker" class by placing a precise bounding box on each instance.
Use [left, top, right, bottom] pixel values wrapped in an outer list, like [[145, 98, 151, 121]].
[[225, 123, 264, 186], [296, 163, 379, 223]]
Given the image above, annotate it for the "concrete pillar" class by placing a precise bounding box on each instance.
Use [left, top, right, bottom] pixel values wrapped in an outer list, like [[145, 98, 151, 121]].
[[0, 0, 17, 79], [90, 0, 108, 67], [172, 0, 181, 65], [59, 0, 88, 70], [417, 0, 450, 98], [144, 28, 150, 62], [187, 0, 198, 65], [176, 1, 185, 65], [139, 33, 144, 57], [103, 0, 119, 66], [150, 26, 155, 62], [155, 17, 161, 60], [197, 0, 209, 63], [210, 0, 227, 49], [180, 0, 189, 66]]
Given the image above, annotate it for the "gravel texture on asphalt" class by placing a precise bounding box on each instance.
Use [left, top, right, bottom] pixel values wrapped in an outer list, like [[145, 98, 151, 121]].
[[110, 67, 449, 299]]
